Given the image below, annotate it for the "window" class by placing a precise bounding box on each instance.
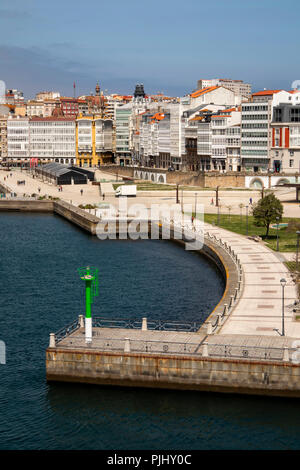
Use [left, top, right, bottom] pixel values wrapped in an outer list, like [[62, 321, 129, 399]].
[[290, 159, 294, 168]]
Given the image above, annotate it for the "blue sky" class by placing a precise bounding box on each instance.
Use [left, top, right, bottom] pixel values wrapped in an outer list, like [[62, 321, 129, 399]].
[[0, 0, 299, 98]]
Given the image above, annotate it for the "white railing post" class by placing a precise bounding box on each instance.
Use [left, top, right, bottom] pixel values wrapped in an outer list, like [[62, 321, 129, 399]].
[[124, 338, 131, 353], [142, 317, 147, 331], [202, 342, 208, 357], [283, 347, 289, 362], [49, 333, 56, 348]]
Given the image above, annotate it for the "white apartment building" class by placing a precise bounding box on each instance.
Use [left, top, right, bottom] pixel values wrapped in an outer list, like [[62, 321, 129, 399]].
[[0, 116, 7, 162], [115, 103, 133, 165], [26, 100, 45, 118], [195, 108, 241, 172], [7, 116, 30, 163], [211, 110, 241, 172], [197, 79, 251, 99], [77, 119, 92, 154], [241, 101, 271, 172], [30, 117, 76, 164]]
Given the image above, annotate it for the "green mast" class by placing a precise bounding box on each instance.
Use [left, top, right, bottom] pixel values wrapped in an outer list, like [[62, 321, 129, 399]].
[[78, 266, 99, 343]]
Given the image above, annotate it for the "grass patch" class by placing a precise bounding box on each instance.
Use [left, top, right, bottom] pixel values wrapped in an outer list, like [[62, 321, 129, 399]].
[[112, 182, 260, 192], [203, 213, 300, 252]]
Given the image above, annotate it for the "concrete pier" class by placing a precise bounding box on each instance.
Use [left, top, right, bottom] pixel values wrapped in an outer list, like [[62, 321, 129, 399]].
[[46, 326, 300, 397]]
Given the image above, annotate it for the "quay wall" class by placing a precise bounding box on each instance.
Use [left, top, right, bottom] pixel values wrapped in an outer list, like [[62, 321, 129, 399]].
[[46, 348, 300, 398], [0, 199, 100, 234], [0, 199, 54, 212], [100, 165, 300, 189], [53, 201, 99, 235]]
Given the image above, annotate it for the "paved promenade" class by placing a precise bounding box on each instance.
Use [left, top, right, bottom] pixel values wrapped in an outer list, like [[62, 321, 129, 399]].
[[3, 169, 300, 217], [203, 222, 299, 337]]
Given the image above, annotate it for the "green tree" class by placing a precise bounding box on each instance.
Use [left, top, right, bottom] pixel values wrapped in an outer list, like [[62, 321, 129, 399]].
[[252, 193, 283, 238]]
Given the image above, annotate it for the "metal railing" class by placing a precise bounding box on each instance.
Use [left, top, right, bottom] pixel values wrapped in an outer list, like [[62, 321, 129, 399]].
[[54, 331, 294, 363], [55, 318, 80, 344], [204, 230, 243, 333], [92, 317, 201, 331]]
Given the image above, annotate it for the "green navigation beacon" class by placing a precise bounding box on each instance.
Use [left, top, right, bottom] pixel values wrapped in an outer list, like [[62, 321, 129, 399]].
[[78, 266, 99, 343]]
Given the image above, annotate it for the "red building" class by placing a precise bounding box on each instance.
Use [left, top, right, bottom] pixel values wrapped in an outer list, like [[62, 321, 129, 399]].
[[60, 97, 79, 117]]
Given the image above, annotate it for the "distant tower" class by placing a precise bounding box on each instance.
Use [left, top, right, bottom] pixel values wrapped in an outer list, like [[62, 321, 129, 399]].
[[134, 83, 145, 99], [95, 82, 100, 96]]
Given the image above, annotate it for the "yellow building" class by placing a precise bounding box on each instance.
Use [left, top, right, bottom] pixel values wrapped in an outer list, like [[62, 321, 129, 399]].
[[76, 114, 114, 167]]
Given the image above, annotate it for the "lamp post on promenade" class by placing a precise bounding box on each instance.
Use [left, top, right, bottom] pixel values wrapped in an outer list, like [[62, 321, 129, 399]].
[[280, 278, 286, 337], [215, 186, 219, 207], [276, 216, 280, 252], [274, 278, 287, 337], [176, 184, 179, 204], [296, 231, 300, 272], [246, 205, 249, 236], [181, 188, 183, 213]]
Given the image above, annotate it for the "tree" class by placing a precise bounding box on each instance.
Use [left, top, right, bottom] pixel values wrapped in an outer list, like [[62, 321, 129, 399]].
[[252, 193, 283, 238]]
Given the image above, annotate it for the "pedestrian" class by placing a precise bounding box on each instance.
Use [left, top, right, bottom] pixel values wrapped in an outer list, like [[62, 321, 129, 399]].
[[103, 193, 105, 200], [80, 189, 83, 196], [211, 198, 214, 205], [249, 197, 252, 205], [38, 187, 41, 193]]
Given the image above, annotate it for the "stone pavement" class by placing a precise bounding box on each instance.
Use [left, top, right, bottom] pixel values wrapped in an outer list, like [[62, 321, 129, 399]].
[[203, 222, 300, 337], [56, 327, 297, 363]]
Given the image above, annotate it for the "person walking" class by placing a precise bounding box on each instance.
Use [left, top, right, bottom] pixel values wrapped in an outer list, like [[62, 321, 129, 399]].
[[38, 187, 41, 193], [103, 193, 105, 200], [211, 198, 214, 205], [80, 189, 83, 196], [249, 197, 252, 205]]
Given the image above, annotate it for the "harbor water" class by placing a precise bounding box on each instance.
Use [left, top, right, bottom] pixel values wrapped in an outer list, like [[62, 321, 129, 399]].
[[1, 213, 300, 449]]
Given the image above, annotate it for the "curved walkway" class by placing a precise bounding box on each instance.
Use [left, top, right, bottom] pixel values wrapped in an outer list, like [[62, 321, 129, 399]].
[[203, 222, 299, 337]]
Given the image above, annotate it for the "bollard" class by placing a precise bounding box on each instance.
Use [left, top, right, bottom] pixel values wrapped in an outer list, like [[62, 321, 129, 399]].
[[218, 313, 223, 326], [202, 342, 209, 357], [223, 303, 228, 315], [79, 314, 84, 328], [49, 333, 56, 348], [230, 295, 234, 307], [207, 321, 212, 335], [124, 338, 131, 353], [142, 317, 147, 331], [283, 347, 289, 362]]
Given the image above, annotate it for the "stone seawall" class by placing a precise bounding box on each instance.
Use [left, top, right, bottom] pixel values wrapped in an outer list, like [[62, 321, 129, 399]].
[[0, 199, 100, 234], [46, 348, 300, 397], [0, 199, 54, 212]]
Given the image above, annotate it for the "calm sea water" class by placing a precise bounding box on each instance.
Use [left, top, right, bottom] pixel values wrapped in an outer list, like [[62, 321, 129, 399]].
[[1, 213, 300, 450]]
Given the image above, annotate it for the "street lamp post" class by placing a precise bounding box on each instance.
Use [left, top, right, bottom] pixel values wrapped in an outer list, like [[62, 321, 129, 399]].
[[246, 205, 249, 236], [176, 184, 179, 204], [296, 231, 300, 272], [217, 204, 220, 226], [215, 186, 219, 207], [181, 188, 183, 213], [276, 216, 280, 251], [280, 278, 286, 337]]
